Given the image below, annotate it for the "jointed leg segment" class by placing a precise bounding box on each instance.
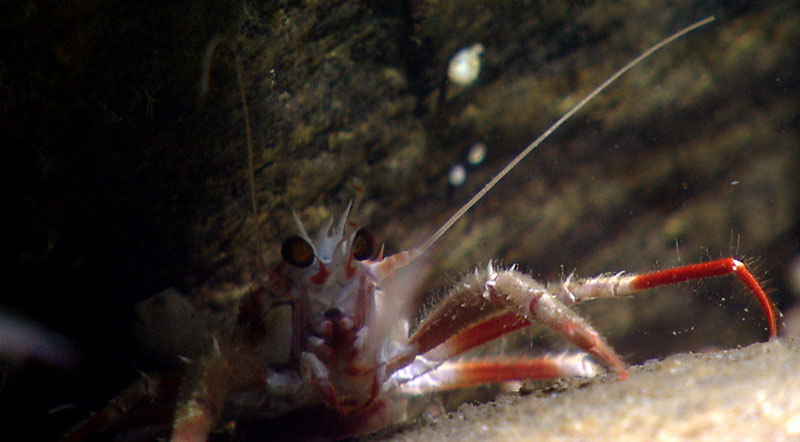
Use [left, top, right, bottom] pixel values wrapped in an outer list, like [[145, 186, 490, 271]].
[[391, 258, 777, 391], [552, 258, 777, 337]]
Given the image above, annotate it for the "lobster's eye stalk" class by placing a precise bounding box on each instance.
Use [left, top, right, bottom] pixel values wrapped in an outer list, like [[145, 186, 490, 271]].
[[281, 236, 315, 267], [352, 228, 376, 261]]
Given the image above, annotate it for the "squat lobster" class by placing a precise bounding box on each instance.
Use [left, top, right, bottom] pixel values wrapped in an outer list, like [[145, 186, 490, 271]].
[[64, 16, 778, 442]]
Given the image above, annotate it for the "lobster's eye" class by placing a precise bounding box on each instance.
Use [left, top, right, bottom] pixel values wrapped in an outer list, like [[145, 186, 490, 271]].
[[281, 236, 314, 267], [352, 228, 375, 261]]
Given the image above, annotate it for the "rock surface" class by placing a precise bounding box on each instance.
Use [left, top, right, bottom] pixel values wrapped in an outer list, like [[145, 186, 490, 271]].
[[376, 338, 800, 442]]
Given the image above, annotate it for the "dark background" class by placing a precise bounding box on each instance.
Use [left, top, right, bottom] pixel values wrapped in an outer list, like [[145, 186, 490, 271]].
[[3, 0, 798, 439]]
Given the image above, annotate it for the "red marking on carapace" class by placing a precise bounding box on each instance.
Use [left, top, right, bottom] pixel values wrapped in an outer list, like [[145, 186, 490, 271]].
[[345, 254, 357, 278], [311, 262, 331, 285], [630, 258, 777, 337], [266, 265, 292, 298]]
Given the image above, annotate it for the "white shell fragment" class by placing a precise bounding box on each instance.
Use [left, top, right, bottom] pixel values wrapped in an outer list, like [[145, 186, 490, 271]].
[[448, 43, 485, 86], [467, 141, 487, 165], [448, 163, 467, 186]]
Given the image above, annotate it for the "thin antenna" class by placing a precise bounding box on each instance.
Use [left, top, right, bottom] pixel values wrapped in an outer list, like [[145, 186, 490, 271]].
[[416, 16, 715, 255], [236, 53, 267, 270]]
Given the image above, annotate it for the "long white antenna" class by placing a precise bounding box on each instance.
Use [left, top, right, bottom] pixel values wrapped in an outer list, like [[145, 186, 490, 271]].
[[236, 53, 267, 270], [416, 16, 715, 255]]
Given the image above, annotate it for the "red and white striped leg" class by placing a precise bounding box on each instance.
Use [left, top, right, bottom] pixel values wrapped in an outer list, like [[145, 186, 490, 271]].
[[382, 264, 629, 379], [484, 265, 629, 378], [388, 258, 776, 388], [395, 353, 599, 395], [171, 349, 233, 442], [63, 373, 181, 442], [549, 258, 778, 338]]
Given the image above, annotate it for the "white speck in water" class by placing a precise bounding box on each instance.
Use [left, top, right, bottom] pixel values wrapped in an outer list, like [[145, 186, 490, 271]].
[[448, 43, 484, 86], [449, 164, 467, 186], [731, 180, 739, 185], [467, 141, 487, 165]]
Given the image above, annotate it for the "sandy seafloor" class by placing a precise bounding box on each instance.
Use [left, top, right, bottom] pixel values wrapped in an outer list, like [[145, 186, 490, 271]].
[[373, 338, 800, 442]]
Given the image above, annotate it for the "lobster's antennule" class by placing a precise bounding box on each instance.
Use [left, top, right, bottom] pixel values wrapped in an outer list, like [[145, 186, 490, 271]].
[[415, 16, 716, 256], [236, 53, 267, 270], [337, 201, 353, 235], [349, 178, 365, 227], [292, 210, 314, 246]]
